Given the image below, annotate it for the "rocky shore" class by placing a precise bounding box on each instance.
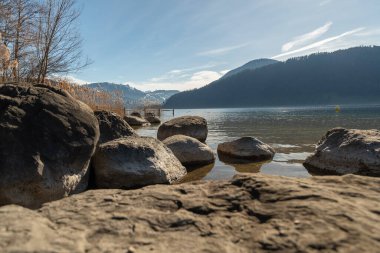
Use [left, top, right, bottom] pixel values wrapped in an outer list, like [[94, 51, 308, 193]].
[[1, 82, 380, 252]]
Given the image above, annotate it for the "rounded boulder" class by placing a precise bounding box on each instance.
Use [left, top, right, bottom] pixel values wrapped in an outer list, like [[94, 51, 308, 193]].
[[0, 83, 99, 208], [92, 136, 187, 189], [163, 135, 215, 166], [95, 110, 137, 144], [124, 115, 150, 126], [217, 137, 275, 162], [157, 116, 208, 142]]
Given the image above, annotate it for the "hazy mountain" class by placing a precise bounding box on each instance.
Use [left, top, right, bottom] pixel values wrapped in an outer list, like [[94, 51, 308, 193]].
[[221, 58, 279, 79], [84, 82, 179, 106], [164, 46, 380, 109]]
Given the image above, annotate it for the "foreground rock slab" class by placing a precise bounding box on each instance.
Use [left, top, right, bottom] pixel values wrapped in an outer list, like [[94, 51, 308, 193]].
[[95, 110, 137, 144], [157, 116, 208, 142], [0, 83, 99, 208], [304, 128, 380, 176], [218, 137, 275, 162], [163, 135, 215, 166], [92, 136, 187, 189], [1, 174, 380, 252]]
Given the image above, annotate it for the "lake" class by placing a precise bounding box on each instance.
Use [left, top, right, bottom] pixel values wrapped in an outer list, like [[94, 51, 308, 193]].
[[136, 105, 380, 181]]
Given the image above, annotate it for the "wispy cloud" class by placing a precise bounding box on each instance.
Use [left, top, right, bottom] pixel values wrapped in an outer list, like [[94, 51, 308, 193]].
[[282, 22, 333, 52], [130, 70, 226, 91], [272, 27, 365, 59], [319, 0, 332, 6], [197, 43, 250, 56]]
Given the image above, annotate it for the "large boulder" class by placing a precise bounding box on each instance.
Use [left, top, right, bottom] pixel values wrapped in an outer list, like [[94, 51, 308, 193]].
[[163, 135, 215, 166], [130, 111, 142, 118], [1, 174, 380, 252], [94, 110, 137, 144], [217, 137, 275, 162], [0, 83, 99, 208], [92, 136, 186, 189], [304, 128, 380, 176], [157, 116, 208, 142], [124, 115, 150, 126]]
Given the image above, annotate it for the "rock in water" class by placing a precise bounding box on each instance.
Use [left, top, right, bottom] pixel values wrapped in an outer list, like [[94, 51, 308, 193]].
[[94, 110, 137, 144], [1, 174, 379, 252], [0, 83, 99, 208], [157, 116, 208, 142], [130, 111, 142, 118], [145, 113, 161, 124], [92, 136, 186, 188], [217, 137, 275, 161], [304, 128, 380, 176], [124, 115, 150, 126], [163, 135, 215, 166]]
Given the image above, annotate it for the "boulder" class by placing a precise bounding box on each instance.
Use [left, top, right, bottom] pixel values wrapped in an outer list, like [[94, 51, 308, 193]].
[[145, 114, 161, 124], [163, 135, 215, 166], [130, 111, 142, 118], [1, 174, 380, 252], [124, 115, 150, 126], [157, 116, 208, 142], [304, 128, 380, 176], [0, 83, 99, 208], [217, 137, 275, 161], [92, 136, 186, 189], [94, 110, 137, 144]]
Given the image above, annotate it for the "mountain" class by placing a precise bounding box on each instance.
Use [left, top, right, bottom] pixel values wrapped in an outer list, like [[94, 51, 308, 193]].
[[221, 58, 278, 79], [164, 46, 380, 109], [84, 82, 179, 106]]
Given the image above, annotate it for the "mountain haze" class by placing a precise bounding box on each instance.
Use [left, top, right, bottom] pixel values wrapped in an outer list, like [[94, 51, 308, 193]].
[[165, 46, 380, 108], [84, 83, 179, 106]]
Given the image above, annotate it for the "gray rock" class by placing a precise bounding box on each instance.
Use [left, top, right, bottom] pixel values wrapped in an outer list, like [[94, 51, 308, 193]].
[[0, 83, 99, 208], [145, 114, 161, 124], [130, 111, 142, 118], [1, 174, 380, 252], [304, 127, 380, 176], [157, 116, 208, 142], [124, 115, 150, 126], [163, 135, 215, 166], [95, 110, 137, 144], [92, 136, 187, 189], [217, 137, 275, 162]]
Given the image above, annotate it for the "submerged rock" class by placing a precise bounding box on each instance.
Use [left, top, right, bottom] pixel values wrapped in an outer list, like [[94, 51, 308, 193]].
[[163, 135, 215, 166], [0, 83, 99, 208], [1, 173, 379, 252], [95, 110, 137, 144], [124, 115, 150, 126], [304, 128, 380, 176], [157, 116, 208, 142], [92, 136, 187, 189], [217, 137, 275, 162]]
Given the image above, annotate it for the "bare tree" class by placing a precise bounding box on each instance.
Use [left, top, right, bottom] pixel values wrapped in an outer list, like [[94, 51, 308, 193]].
[[35, 0, 89, 82]]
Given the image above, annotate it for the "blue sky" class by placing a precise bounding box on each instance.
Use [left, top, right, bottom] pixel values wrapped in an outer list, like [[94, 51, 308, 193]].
[[71, 0, 380, 91]]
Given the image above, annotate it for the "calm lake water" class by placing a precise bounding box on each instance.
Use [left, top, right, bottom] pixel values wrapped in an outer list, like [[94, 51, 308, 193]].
[[136, 105, 380, 181]]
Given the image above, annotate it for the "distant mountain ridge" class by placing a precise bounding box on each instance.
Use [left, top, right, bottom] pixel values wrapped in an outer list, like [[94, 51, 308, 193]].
[[84, 82, 179, 106], [221, 58, 279, 79], [164, 46, 380, 109]]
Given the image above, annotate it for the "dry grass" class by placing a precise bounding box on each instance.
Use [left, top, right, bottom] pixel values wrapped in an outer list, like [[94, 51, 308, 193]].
[[47, 78, 126, 116]]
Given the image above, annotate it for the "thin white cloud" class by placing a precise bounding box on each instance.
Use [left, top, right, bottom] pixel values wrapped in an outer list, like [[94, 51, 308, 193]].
[[319, 0, 332, 6], [50, 75, 90, 85], [150, 63, 221, 82], [282, 22, 333, 52], [197, 43, 250, 56], [272, 27, 365, 59], [130, 70, 226, 91]]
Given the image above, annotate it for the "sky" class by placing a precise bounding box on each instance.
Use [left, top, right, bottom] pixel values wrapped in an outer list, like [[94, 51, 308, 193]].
[[70, 0, 380, 91]]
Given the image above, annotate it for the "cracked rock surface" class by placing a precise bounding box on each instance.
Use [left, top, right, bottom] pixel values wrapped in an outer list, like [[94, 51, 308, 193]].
[[1, 173, 380, 252]]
